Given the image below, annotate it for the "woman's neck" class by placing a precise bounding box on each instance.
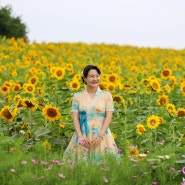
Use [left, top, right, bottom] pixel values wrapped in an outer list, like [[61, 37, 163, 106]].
[[86, 86, 98, 94]]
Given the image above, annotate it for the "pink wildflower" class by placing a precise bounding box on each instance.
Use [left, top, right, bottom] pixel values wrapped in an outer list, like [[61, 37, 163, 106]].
[[10, 168, 16, 173], [40, 161, 48, 165], [68, 159, 76, 165], [103, 176, 109, 183], [31, 159, 38, 165], [45, 165, 53, 170], [58, 173, 65, 179], [21, 161, 27, 165], [152, 181, 158, 185]]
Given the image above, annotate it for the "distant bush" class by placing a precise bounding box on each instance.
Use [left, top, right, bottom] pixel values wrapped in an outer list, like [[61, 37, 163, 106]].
[[0, 5, 28, 40]]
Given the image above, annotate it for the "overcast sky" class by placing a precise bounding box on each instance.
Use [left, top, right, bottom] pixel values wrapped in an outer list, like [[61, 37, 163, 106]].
[[1, 0, 185, 49]]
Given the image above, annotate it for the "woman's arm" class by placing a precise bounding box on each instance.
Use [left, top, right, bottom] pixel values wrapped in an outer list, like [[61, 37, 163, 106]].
[[99, 111, 113, 137], [72, 112, 83, 138]]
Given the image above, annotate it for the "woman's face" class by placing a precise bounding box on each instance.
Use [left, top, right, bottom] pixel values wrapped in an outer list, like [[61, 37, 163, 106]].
[[84, 69, 100, 88]]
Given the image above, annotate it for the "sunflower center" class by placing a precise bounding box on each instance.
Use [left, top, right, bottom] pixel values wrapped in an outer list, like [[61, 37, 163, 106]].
[[163, 70, 169, 76], [2, 87, 8, 91], [24, 101, 34, 108], [178, 110, 185, 117], [3, 109, 13, 119], [31, 78, 37, 84], [183, 87, 185, 92], [109, 76, 116, 82], [27, 86, 33, 91], [72, 83, 78, 88], [47, 108, 57, 117], [109, 85, 114, 91], [14, 85, 20, 91], [150, 120, 156, 126], [160, 98, 166, 105], [152, 82, 158, 89], [56, 70, 63, 77]]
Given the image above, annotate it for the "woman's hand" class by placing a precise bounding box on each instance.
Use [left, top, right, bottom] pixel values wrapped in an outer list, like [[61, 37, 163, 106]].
[[91, 136, 103, 148], [78, 136, 91, 148]]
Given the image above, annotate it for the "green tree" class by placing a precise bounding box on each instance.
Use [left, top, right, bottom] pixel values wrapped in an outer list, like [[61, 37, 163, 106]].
[[0, 5, 28, 39]]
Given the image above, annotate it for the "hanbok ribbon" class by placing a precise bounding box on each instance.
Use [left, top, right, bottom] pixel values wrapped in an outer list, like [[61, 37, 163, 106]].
[[79, 111, 89, 137]]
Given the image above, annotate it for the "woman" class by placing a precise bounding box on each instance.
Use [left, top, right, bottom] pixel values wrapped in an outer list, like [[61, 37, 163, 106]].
[[63, 65, 119, 161]]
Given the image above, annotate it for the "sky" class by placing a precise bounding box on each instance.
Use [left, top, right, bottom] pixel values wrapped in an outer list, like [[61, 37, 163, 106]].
[[0, 0, 185, 49]]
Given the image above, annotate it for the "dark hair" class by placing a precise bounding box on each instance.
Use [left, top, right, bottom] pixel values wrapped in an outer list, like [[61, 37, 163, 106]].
[[81, 65, 101, 84]]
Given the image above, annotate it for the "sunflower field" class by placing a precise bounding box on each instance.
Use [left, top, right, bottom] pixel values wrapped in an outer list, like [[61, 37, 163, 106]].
[[0, 36, 185, 185]]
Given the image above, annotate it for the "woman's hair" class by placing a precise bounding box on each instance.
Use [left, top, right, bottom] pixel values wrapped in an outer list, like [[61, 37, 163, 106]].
[[81, 65, 101, 84]]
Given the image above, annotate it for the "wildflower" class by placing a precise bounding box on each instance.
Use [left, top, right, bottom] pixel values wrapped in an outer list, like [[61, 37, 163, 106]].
[[40, 161, 48, 165], [152, 181, 158, 185], [42, 141, 51, 151], [136, 123, 146, 135], [31, 159, 38, 165], [103, 176, 109, 183], [169, 167, 175, 172], [68, 160, 76, 165], [112, 132, 117, 139], [58, 173, 66, 179], [10, 169, 16, 173], [45, 165, 53, 170], [182, 166, 185, 174], [42, 105, 61, 121], [59, 123, 65, 128], [21, 161, 27, 165]]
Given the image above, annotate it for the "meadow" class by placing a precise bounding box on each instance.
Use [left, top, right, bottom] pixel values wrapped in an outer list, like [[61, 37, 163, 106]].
[[0, 36, 185, 185]]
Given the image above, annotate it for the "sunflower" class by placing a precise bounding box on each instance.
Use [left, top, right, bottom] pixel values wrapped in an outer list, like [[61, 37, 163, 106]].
[[169, 75, 176, 88], [12, 83, 21, 92], [23, 98, 38, 111], [112, 132, 117, 139], [146, 115, 160, 129], [107, 83, 115, 92], [107, 73, 119, 84], [0, 85, 11, 95], [54, 67, 65, 80], [0, 106, 15, 122], [14, 96, 24, 108], [136, 123, 146, 135], [37, 86, 44, 97], [177, 108, 185, 117], [180, 82, 185, 96], [69, 80, 80, 91], [29, 76, 39, 85], [42, 105, 61, 121], [23, 83, 35, 94], [157, 94, 169, 106], [99, 81, 107, 90], [127, 146, 139, 158], [42, 140, 51, 151], [150, 79, 161, 91], [59, 123, 65, 128], [166, 103, 177, 117], [66, 63, 73, 71], [165, 84, 171, 93], [113, 95, 126, 108], [161, 69, 172, 80]]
